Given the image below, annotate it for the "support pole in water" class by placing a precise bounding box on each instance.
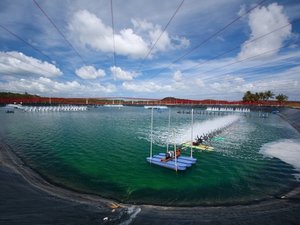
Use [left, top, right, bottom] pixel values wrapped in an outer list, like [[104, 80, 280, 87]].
[[190, 108, 194, 158], [174, 143, 177, 172], [167, 109, 171, 152], [150, 107, 154, 162]]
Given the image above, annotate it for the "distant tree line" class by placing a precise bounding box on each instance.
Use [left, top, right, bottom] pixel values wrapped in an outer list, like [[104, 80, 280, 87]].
[[242, 91, 288, 102], [0, 92, 40, 98]]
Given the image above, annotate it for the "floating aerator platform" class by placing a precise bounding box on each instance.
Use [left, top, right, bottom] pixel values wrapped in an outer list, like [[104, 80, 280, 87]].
[[146, 108, 197, 171]]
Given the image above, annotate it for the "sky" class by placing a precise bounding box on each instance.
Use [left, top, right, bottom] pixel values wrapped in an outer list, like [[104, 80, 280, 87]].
[[0, 0, 300, 100]]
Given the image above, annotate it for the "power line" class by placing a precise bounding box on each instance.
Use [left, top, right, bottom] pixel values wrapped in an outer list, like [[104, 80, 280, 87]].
[[3, 51, 60, 76], [171, 71, 300, 99], [138, 0, 185, 71], [181, 19, 297, 73], [184, 41, 299, 85], [197, 40, 299, 79], [32, 0, 87, 65], [146, 18, 298, 85], [175, 85, 300, 99], [145, 38, 300, 92], [0, 24, 53, 62], [174, 0, 268, 63], [146, 0, 268, 79], [110, 0, 116, 67], [199, 49, 276, 78]]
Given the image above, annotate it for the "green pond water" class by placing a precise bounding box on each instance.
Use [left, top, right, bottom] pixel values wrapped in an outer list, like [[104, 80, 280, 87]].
[[1, 106, 299, 206]]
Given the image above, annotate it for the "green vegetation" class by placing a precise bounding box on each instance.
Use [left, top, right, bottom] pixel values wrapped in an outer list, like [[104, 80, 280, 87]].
[[242, 91, 274, 102], [0, 92, 40, 98], [161, 97, 177, 101], [242, 91, 288, 103], [275, 94, 288, 102]]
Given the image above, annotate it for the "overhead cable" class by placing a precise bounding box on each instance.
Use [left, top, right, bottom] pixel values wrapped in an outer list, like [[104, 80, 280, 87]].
[[139, 0, 185, 70], [32, 0, 87, 65], [0, 24, 53, 62], [146, 0, 268, 79], [110, 0, 116, 67]]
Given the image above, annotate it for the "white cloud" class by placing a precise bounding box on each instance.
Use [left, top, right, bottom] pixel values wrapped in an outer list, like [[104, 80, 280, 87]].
[[122, 81, 173, 93], [0, 51, 62, 78], [69, 10, 112, 51], [249, 65, 300, 93], [69, 11, 189, 59], [238, 4, 247, 17], [194, 78, 205, 88], [0, 77, 116, 97], [75, 65, 105, 79], [133, 18, 190, 55], [114, 29, 148, 58], [110, 66, 137, 81], [131, 19, 154, 32], [69, 10, 148, 58], [149, 47, 300, 100], [209, 75, 249, 93], [173, 70, 182, 82], [238, 3, 292, 60], [148, 25, 172, 52], [202, 63, 300, 100], [1, 1, 299, 100], [172, 35, 190, 49]]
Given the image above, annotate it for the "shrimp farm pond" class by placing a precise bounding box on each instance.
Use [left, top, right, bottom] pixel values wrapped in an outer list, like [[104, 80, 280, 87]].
[[1, 106, 300, 206]]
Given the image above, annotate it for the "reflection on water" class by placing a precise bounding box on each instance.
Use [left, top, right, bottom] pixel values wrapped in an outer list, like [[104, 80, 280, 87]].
[[0, 106, 299, 206]]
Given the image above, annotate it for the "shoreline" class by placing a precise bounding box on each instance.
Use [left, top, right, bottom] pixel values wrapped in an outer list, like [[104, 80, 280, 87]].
[[0, 141, 140, 224], [1, 140, 300, 224]]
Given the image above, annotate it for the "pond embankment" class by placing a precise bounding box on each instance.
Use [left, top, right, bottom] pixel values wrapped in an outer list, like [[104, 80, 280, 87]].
[[279, 107, 300, 132]]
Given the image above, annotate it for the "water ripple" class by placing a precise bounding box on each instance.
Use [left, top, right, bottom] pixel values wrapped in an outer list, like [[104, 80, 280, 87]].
[[0, 107, 299, 205]]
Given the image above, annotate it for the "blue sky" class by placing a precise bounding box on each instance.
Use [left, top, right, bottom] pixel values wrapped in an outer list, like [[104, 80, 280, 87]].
[[0, 0, 299, 100]]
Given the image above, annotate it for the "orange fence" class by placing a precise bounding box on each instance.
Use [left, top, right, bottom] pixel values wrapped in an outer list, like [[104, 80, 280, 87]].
[[0, 97, 288, 107]]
